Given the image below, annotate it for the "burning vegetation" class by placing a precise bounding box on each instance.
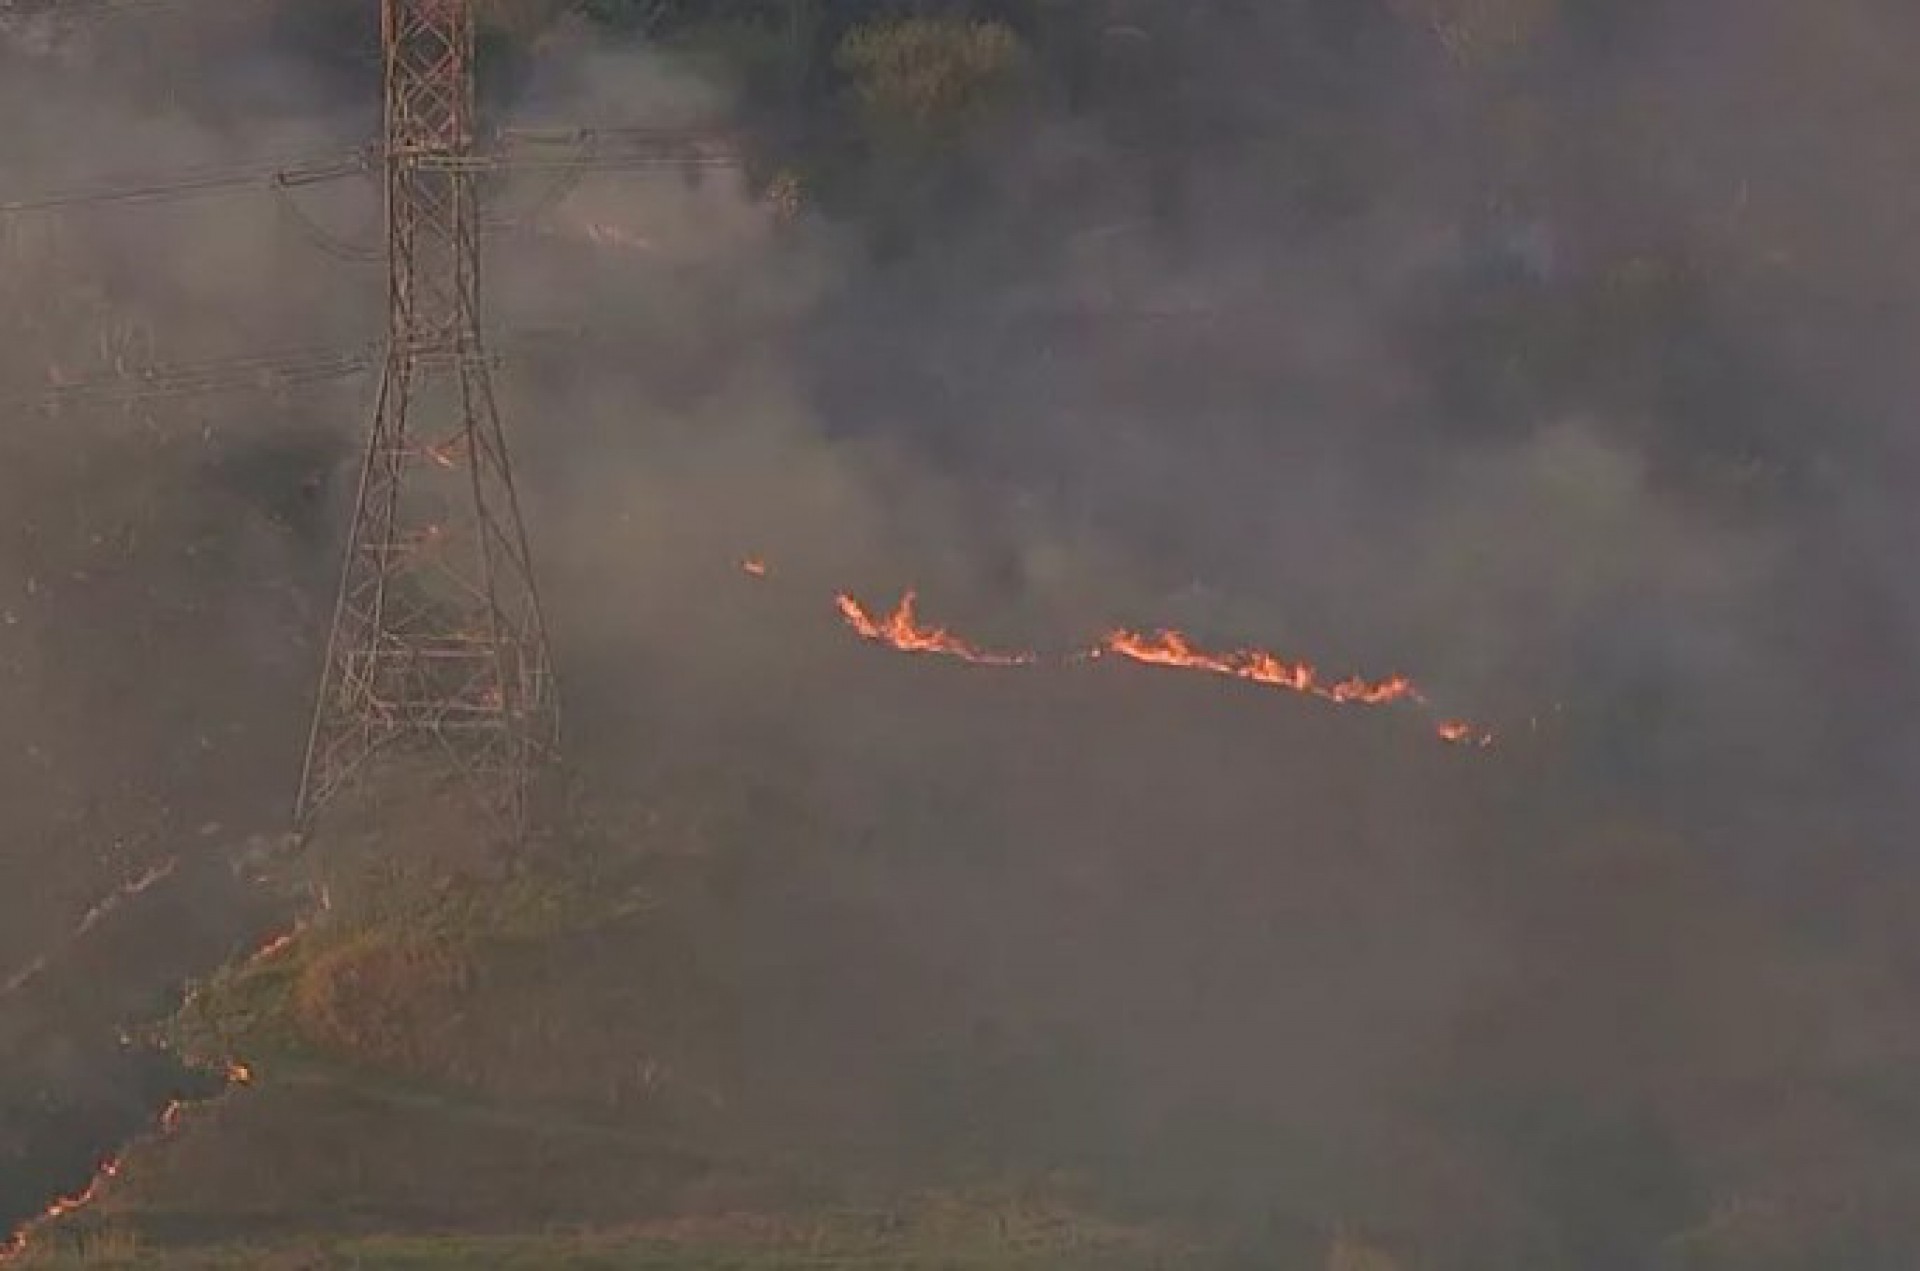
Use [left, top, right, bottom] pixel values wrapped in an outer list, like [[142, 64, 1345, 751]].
[[836, 589, 1494, 746], [834, 591, 1038, 667], [10, 0, 1920, 1266]]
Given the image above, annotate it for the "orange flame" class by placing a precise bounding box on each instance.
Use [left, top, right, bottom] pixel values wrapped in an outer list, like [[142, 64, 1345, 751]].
[[1096, 629, 1423, 707], [830, 587, 1493, 748], [0, 944, 280, 1267], [741, 558, 769, 579], [835, 592, 1036, 667], [0, 1077, 245, 1265], [3, 922, 300, 1259], [1094, 628, 1496, 744], [2, 1158, 125, 1262]]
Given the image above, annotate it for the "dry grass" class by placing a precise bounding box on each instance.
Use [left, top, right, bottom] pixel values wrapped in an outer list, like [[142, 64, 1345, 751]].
[[291, 930, 474, 1070]]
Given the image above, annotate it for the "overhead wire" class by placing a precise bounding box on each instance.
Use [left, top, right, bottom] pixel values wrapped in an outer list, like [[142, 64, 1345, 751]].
[[24, 342, 381, 405], [269, 174, 382, 265], [0, 148, 371, 216], [5, 0, 286, 24], [1, 4, 753, 401], [8, 325, 628, 408], [0, 129, 735, 219]]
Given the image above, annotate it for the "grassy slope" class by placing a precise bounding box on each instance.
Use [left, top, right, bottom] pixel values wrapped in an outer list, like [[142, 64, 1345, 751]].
[[25, 1224, 1190, 1270], [6, 787, 1252, 1269], [26, 1176, 1196, 1266]]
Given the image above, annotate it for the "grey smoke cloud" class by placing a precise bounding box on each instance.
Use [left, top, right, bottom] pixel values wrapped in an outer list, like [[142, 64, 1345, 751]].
[[7, 0, 1920, 1262]]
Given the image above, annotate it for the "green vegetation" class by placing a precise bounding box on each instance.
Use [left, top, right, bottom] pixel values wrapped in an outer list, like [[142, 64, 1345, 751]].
[[836, 17, 1027, 136]]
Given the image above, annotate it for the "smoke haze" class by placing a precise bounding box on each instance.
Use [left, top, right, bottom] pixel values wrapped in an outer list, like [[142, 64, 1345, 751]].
[[8, 0, 1920, 1264]]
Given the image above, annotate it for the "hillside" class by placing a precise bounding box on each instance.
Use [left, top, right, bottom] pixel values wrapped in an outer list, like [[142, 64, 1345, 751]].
[[5, 766, 1257, 1268], [13, 1, 1920, 1267]]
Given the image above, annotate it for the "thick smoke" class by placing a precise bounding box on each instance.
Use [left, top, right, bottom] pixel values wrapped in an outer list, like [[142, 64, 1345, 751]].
[[8, 0, 1920, 1264], [0, 3, 369, 1229], [0, 4, 370, 963]]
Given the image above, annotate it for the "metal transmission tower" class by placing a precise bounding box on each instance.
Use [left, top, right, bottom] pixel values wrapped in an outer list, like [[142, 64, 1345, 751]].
[[297, 0, 556, 837]]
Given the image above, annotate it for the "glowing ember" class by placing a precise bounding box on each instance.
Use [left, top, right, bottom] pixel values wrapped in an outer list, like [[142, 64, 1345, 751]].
[[0, 930, 292, 1257], [2, 921, 290, 1259], [1436, 720, 1496, 747], [0, 1071, 250, 1265], [741, 558, 769, 579], [835, 591, 1036, 667], [2, 1159, 123, 1262], [245, 930, 297, 967]]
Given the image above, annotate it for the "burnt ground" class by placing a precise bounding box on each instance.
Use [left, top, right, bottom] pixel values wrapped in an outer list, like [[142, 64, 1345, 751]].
[[0, 837, 298, 1238]]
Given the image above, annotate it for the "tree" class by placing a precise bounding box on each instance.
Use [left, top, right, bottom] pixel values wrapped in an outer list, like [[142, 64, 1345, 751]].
[[835, 15, 1028, 141]]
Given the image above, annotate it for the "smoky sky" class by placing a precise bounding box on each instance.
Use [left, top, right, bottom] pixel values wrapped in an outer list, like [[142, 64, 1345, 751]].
[[8, 1, 1920, 1265]]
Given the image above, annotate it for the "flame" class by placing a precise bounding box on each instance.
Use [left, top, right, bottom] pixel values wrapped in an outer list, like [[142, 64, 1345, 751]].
[[831, 587, 1494, 747], [741, 558, 769, 579], [0, 932, 291, 1262], [1093, 628, 1497, 744], [835, 592, 1036, 667], [1096, 629, 1423, 707], [2, 1158, 124, 1262], [0, 1077, 247, 1265]]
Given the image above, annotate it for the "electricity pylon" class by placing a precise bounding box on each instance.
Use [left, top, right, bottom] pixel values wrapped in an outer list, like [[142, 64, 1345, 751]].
[[297, 0, 556, 839]]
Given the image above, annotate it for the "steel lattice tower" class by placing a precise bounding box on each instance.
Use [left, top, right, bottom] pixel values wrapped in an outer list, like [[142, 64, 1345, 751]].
[[298, 0, 556, 837]]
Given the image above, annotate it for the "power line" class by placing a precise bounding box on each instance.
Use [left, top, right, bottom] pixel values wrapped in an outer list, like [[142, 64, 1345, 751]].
[[16, 0, 610, 24], [4, 0, 281, 23], [270, 177, 383, 265], [1, 128, 741, 217], [0, 148, 372, 215], [298, 0, 560, 838], [7, 325, 614, 408], [23, 342, 379, 405]]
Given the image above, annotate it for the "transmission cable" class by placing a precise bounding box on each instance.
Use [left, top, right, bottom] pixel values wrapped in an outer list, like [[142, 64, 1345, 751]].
[[0, 148, 369, 216], [269, 173, 382, 265]]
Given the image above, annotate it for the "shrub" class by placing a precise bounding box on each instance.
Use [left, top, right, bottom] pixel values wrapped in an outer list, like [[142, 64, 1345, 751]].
[[291, 930, 473, 1070]]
